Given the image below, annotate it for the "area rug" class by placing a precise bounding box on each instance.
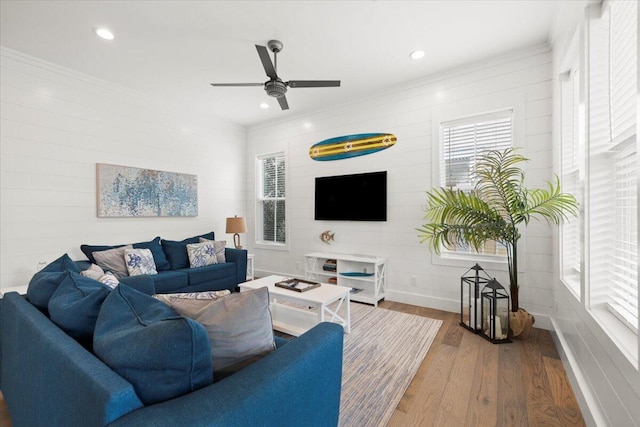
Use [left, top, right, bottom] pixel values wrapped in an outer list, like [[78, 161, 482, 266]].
[[339, 303, 442, 427]]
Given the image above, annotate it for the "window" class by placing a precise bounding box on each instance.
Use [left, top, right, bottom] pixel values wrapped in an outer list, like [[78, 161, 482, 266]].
[[257, 153, 286, 245], [586, 0, 637, 333], [560, 64, 583, 297], [439, 109, 513, 257]]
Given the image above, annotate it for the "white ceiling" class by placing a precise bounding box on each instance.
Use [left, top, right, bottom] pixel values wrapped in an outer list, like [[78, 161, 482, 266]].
[[1, 1, 564, 127]]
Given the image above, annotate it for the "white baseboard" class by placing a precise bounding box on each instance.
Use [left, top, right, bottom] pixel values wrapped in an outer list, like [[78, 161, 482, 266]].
[[386, 289, 552, 330], [549, 317, 606, 427]]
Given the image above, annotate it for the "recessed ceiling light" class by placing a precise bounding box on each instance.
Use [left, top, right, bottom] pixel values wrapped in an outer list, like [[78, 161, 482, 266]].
[[303, 122, 312, 129], [409, 50, 425, 60], [260, 102, 269, 109], [94, 27, 114, 40]]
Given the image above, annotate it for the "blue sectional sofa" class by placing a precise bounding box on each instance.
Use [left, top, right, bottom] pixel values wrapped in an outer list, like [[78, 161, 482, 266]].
[[0, 286, 344, 427], [80, 233, 247, 293]]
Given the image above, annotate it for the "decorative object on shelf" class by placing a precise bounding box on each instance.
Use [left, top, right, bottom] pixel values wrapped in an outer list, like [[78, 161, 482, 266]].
[[323, 259, 337, 272], [275, 278, 320, 293], [226, 215, 247, 249], [418, 148, 578, 338], [480, 279, 511, 344], [460, 263, 492, 333], [309, 133, 396, 161], [320, 230, 335, 244], [96, 163, 197, 218], [340, 272, 375, 277]]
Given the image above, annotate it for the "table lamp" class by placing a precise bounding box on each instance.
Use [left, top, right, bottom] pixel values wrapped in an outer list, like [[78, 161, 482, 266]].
[[226, 216, 247, 249]]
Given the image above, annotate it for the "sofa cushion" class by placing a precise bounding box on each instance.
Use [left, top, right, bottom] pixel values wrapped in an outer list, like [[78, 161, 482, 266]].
[[81, 237, 171, 271], [161, 232, 215, 270], [180, 262, 236, 288], [124, 248, 158, 276], [81, 243, 126, 264], [165, 287, 275, 379], [93, 245, 132, 278], [186, 241, 218, 268], [132, 237, 171, 271], [48, 271, 112, 345], [151, 270, 189, 293], [27, 253, 81, 311], [199, 237, 227, 263], [93, 284, 213, 405]]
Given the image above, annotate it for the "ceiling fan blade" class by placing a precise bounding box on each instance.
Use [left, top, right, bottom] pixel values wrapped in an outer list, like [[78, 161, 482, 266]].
[[277, 95, 289, 110], [255, 45, 277, 79], [287, 80, 341, 88], [210, 83, 263, 87]]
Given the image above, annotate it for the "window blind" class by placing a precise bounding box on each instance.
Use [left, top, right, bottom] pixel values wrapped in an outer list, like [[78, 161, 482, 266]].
[[439, 110, 512, 256], [588, 0, 638, 332], [440, 110, 513, 191], [259, 154, 286, 244], [560, 67, 582, 294]]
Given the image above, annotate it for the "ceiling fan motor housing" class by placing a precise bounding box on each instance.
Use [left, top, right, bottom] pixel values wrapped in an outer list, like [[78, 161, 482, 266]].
[[265, 79, 287, 98]]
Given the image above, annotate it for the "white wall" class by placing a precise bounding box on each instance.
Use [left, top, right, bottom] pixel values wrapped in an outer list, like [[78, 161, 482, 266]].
[[246, 45, 557, 328], [0, 47, 247, 289], [549, 3, 640, 426]]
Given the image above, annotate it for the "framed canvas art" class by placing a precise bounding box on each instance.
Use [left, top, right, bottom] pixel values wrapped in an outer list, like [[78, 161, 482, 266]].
[[96, 163, 198, 217]]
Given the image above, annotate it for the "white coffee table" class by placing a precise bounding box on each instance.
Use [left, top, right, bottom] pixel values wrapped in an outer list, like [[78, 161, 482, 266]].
[[239, 275, 351, 337]]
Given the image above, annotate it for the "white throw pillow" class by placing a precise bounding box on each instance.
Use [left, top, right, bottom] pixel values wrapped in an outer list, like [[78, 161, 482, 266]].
[[124, 248, 158, 276], [186, 241, 218, 268], [199, 238, 227, 263], [98, 271, 120, 289]]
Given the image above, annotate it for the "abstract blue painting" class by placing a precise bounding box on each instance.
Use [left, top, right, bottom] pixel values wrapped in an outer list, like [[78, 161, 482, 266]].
[[97, 163, 197, 217]]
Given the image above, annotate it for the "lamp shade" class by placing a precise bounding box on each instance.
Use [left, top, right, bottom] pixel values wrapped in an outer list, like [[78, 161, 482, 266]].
[[226, 216, 247, 234]]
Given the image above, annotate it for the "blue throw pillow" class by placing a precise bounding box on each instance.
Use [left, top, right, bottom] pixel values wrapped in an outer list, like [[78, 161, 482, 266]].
[[93, 284, 212, 405], [161, 232, 215, 270], [27, 253, 81, 311], [48, 271, 112, 345], [133, 237, 170, 271]]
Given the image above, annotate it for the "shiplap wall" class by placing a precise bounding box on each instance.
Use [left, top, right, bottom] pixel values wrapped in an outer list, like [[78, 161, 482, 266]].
[[0, 47, 246, 289], [246, 45, 556, 327]]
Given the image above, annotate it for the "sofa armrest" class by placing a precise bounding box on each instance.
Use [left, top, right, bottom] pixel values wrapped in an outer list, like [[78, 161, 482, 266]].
[[224, 248, 248, 285], [107, 322, 344, 427]]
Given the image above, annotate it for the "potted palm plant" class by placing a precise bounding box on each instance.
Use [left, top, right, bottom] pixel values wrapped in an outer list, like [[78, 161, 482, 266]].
[[418, 148, 578, 338]]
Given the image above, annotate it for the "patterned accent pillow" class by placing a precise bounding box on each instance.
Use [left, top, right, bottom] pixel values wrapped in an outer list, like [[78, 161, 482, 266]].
[[186, 242, 218, 268], [124, 248, 158, 276], [199, 238, 227, 263], [98, 272, 120, 289], [154, 290, 230, 305]]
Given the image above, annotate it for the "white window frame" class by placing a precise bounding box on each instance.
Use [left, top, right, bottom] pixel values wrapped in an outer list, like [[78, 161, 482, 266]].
[[255, 152, 288, 251], [559, 25, 585, 300], [430, 94, 525, 270]]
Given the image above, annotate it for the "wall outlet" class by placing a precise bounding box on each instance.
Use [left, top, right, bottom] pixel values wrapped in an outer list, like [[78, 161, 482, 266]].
[[36, 261, 47, 272], [410, 275, 417, 286]]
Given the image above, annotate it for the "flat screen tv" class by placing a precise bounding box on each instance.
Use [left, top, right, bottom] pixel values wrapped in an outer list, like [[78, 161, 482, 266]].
[[315, 171, 387, 221]]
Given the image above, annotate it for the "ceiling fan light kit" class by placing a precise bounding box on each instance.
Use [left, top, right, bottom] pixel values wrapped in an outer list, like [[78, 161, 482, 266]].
[[210, 39, 341, 111]]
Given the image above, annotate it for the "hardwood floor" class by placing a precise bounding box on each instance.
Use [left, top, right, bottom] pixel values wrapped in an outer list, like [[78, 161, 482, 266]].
[[0, 302, 584, 427], [380, 301, 585, 427]]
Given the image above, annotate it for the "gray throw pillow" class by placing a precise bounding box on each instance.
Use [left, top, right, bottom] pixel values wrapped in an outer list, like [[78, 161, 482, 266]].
[[165, 287, 275, 377], [93, 245, 132, 278]]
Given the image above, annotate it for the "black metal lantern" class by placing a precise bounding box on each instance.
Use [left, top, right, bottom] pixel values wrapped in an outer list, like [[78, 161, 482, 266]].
[[460, 263, 492, 333], [480, 278, 511, 344]]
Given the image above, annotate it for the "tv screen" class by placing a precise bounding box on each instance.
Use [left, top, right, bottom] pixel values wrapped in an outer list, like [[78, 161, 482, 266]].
[[315, 171, 387, 221]]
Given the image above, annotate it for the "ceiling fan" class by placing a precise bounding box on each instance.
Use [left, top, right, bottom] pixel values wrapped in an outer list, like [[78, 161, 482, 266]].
[[210, 40, 341, 110]]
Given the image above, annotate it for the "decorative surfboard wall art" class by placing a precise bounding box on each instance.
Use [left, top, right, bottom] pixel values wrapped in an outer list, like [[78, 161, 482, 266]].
[[309, 133, 396, 161]]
